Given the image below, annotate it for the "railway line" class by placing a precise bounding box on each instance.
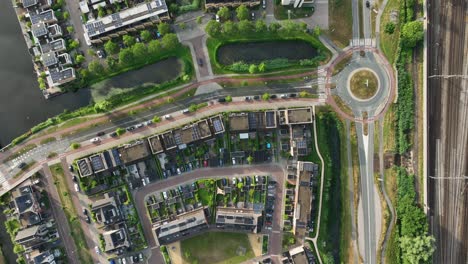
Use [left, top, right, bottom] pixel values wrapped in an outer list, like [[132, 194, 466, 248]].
[[427, 0, 468, 262]]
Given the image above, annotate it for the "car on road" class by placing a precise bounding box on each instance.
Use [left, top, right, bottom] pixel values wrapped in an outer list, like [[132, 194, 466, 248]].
[[90, 137, 101, 144], [218, 98, 226, 103], [72, 175, 77, 182], [135, 123, 144, 129], [245, 96, 252, 101], [164, 114, 172, 120], [74, 183, 80, 192], [198, 58, 203, 66], [126, 126, 135, 132], [182, 109, 190, 114], [96, 131, 105, 136], [280, 94, 288, 98], [366, 0, 370, 7], [143, 120, 153, 126], [254, 95, 260, 100], [270, 94, 277, 99], [110, 132, 118, 137], [95, 246, 100, 254]]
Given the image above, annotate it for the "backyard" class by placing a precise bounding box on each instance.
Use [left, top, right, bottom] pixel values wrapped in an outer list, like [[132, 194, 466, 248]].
[[180, 232, 255, 264]]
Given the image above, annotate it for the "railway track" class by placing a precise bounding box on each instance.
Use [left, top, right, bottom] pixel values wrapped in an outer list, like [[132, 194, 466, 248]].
[[427, 0, 468, 262]]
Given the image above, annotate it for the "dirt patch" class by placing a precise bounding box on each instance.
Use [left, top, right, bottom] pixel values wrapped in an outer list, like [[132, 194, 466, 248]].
[[248, 234, 263, 257], [167, 241, 185, 264]]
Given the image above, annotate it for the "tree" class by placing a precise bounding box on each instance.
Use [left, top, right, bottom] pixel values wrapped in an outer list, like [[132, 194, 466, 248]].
[[106, 57, 118, 70], [158, 22, 171, 35], [313, 25, 321, 36], [401, 21, 424, 48], [249, 64, 258, 74], [140, 30, 152, 42], [70, 142, 81, 149], [281, 20, 300, 34], [94, 100, 110, 112], [68, 39, 79, 49], [225, 95, 232, 102], [188, 104, 198, 112], [116, 127, 126, 136], [75, 54, 85, 64], [299, 90, 310, 98], [262, 93, 270, 100], [161, 33, 179, 49], [238, 20, 253, 33], [399, 235, 436, 264], [237, 182, 244, 189], [247, 155, 253, 164], [205, 20, 222, 37], [384, 22, 396, 34], [255, 19, 267, 32], [268, 22, 281, 32], [132, 42, 148, 61], [98, 6, 105, 17], [223, 21, 237, 35], [217, 7, 230, 21], [67, 26, 74, 34], [104, 40, 119, 55], [258, 62, 266, 72], [148, 39, 162, 55], [236, 5, 249, 21], [122, 35, 136, 47], [63, 11, 70, 19], [119, 48, 134, 65], [152, 116, 161, 123], [88, 61, 105, 75], [182, 74, 190, 81], [196, 16, 203, 24]]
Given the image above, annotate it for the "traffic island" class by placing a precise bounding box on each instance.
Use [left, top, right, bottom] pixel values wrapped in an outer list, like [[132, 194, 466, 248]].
[[348, 69, 379, 101]]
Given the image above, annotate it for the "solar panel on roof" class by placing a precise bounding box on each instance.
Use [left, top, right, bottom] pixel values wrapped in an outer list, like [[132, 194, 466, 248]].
[[213, 119, 223, 132], [111, 149, 122, 166]]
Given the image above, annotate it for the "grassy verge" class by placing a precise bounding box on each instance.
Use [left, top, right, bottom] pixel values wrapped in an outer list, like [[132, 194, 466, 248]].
[[358, 0, 364, 38], [326, 0, 353, 47], [332, 95, 354, 117], [49, 164, 93, 264], [383, 105, 396, 152], [274, 3, 314, 20], [379, 0, 400, 64], [39, 137, 56, 145], [332, 54, 352, 75], [180, 232, 254, 264]]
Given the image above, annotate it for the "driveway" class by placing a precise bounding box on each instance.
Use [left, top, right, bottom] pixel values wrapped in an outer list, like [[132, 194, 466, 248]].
[[63, 0, 93, 63]]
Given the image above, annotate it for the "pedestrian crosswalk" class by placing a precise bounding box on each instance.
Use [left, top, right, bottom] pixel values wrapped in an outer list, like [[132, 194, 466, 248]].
[[350, 38, 376, 47]]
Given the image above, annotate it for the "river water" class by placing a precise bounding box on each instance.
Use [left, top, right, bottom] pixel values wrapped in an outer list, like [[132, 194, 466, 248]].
[[0, 2, 181, 146]]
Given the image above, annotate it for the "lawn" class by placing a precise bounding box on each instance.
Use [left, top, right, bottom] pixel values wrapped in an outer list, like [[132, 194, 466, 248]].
[[350, 70, 378, 99], [49, 164, 93, 264], [327, 0, 353, 48], [180, 232, 255, 264], [274, 3, 314, 20], [379, 0, 400, 64]]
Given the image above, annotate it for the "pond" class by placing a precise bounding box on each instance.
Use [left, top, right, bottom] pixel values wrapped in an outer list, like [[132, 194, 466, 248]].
[[216, 40, 319, 65], [0, 1, 182, 146]]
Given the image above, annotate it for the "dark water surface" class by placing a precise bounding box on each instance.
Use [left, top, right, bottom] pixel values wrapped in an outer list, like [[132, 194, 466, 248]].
[[0, 2, 181, 146], [217, 40, 318, 65]]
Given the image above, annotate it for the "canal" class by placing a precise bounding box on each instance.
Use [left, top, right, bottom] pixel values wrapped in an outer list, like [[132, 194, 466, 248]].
[[0, 2, 181, 146], [216, 40, 319, 65]]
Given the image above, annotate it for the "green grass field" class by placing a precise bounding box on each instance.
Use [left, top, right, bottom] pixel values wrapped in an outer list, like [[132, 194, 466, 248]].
[[180, 232, 254, 264]]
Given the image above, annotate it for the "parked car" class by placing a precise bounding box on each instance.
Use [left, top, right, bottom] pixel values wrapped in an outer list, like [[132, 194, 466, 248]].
[[215, 14, 220, 22], [198, 58, 203, 66], [218, 98, 226, 103], [68, 165, 74, 172], [83, 208, 88, 215], [289, 93, 297, 98], [85, 215, 91, 223], [95, 246, 101, 254], [164, 114, 172, 120], [366, 0, 370, 7], [135, 123, 144, 129], [251, 12, 255, 20], [262, 0, 266, 8], [143, 120, 153, 126], [254, 95, 260, 100], [245, 96, 252, 101], [280, 94, 288, 99], [232, 177, 237, 185], [232, 157, 236, 165], [126, 126, 135, 132], [97, 50, 106, 59], [72, 175, 77, 182], [110, 132, 118, 137], [182, 109, 190, 114], [18, 162, 27, 169], [90, 137, 101, 143], [270, 94, 277, 99], [74, 183, 80, 192]]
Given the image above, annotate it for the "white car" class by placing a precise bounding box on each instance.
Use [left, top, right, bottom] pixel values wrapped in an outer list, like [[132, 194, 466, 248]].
[[74, 183, 80, 192], [90, 137, 101, 143], [216, 14, 220, 22], [95, 246, 100, 254], [182, 109, 190, 114], [281, 94, 288, 98], [232, 177, 237, 185], [164, 114, 172, 120], [135, 123, 144, 129]]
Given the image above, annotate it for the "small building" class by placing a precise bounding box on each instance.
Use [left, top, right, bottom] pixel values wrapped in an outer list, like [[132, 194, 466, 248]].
[[102, 228, 130, 253], [47, 24, 62, 38], [173, 120, 212, 147], [161, 131, 176, 150], [41, 52, 58, 67], [155, 208, 208, 245], [29, 250, 56, 264], [292, 162, 316, 241], [29, 10, 57, 24], [79, 1, 90, 13], [148, 135, 164, 154], [77, 158, 93, 177], [31, 22, 48, 38], [117, 141, 151, 164], [210, 115, 225, 134], [15, 224, 49, 249], [91, 193, 121, 226], [22, 0, 39, 8], [265, 111, 277, 128], [39, 38, 66, 53], [215, 207, 262, 233], [12, 185, 42, 227], [89, 153, 108, 173], [229, 113, 249, 132], [46, 67, 76, 87], [279, 108, 313, 125]]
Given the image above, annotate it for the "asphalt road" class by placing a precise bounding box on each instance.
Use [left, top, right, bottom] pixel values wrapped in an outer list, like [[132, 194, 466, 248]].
[[133, 164, 286, 264], [427, 0, 468, 262]]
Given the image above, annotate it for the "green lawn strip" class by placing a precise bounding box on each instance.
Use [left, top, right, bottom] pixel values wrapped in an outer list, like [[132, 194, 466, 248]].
[[326, 0, 353, 48], [5, 144, 37, 162], [379, 0, 400, 64], [39, 137, 57, 145], [206, 31, 329, 75], [180, 232, 254, 264], [358, 0, 364, 38], [274, 2, 314, 20], [302, 108, 347, 263], [49, 164, 93, 264], [262, 235, 269, 255]]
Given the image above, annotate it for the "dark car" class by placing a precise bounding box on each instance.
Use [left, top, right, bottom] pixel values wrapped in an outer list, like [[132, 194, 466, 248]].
[[69, 165, 74, 172], [18, 162, 27, 169], [83, 208, 88, 215], [254, 95, 260, 100], [245, 176, 251, 185], [198, 58, 203, 66], [270, 94, 277, 99], [72, 175, 78, 182], [85, 215, 91, 223], [366, 0, 370, 7], [289, 93, 297, 98], [96, 131, 105, 136], [218, 98, 226, 103], [126, 126, 135, 132]]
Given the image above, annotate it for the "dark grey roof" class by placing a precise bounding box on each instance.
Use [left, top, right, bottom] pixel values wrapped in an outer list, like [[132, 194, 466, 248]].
[[15, 193, 34, 214], [22, 0, 38, 8], [31, 22, 48, 38], [33, 251, 53, 264], [49, 67, 75, 84], [266, 112, 276, 127], [40, 39, 65, 53], [41, 52, 58, 67], [90, 155, 105, 171], [77, 158, 91, 176], [30, 10, 55, 24], [212, 117, 224, 133]]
